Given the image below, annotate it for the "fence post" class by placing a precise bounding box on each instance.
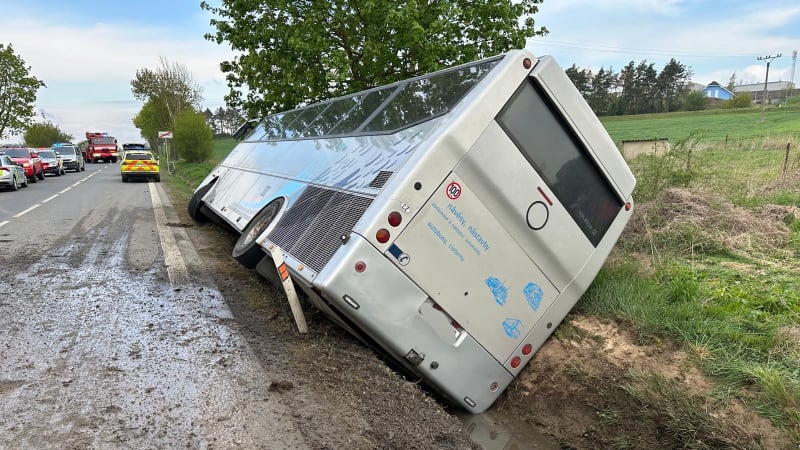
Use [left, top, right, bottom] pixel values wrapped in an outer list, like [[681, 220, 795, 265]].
[[783, 142, 791, 176]]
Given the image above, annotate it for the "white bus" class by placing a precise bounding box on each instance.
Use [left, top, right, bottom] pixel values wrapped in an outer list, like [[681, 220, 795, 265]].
[[189, 49, 635, 413]]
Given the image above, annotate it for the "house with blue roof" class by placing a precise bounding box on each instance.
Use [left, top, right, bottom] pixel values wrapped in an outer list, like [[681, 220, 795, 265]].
[[702, 81, 734, 100]]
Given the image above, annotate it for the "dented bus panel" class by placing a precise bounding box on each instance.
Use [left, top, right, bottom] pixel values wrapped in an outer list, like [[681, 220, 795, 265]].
[[189, 49, 635, 413]]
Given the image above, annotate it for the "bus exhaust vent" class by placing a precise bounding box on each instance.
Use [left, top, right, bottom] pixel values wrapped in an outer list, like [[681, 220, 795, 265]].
[[268, 186, 373, 273], [368, 171, 393, 189]]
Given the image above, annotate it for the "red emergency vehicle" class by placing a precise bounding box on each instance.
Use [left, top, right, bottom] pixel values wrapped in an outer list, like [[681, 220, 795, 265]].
[[85, 132, 119, 163]]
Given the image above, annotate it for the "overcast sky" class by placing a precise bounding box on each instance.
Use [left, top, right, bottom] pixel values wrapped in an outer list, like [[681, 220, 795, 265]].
[[2, 0, 800, 144]]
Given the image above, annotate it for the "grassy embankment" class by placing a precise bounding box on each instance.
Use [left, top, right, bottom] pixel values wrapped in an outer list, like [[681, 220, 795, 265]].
[[167, 104, 800, 443], [166, 137, 238, 203], [591, 103, 800, 443]]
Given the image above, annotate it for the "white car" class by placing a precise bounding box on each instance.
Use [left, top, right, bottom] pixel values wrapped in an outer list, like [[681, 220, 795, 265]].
[[52, 143, 85, 173], [37, 149, 65, 176], [0, 154, 28, 191]]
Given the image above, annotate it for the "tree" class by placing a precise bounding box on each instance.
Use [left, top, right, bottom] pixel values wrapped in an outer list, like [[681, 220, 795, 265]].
[[726, 92, 753, 109], [130, 58, 203, 130], [0, 43, 46, 139], [565, 64, 592, 98], [133, 100, 166, 150], [24, 122, 73, 147], [633, 61, 658, 114], [684, 91, 708, 111], [656, 58, 691, 112], [726, 72, 736, 92], [201, 0, 547, 118], [587, 67, 617, 116], [173, 110, 213, 163]]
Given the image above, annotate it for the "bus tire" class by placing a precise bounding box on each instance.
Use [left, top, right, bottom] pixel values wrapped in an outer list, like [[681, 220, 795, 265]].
[[232, 198, 284, 269], [187, 181, 215, 222]]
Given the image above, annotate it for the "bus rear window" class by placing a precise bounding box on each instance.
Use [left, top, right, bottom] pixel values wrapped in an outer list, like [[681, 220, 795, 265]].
[[496, 79, 622, 246]]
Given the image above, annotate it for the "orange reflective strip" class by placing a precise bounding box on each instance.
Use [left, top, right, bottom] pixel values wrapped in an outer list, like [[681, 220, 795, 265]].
[[278, 263, 289, 281]]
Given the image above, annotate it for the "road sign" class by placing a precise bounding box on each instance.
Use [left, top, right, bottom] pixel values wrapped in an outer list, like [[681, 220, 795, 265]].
[[158, 131, 173, 139]]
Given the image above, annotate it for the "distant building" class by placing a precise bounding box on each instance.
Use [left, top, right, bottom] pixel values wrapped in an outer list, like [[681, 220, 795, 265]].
[[702, 81, 734, 100], [734, 80, 793, 103], [688, 82, 706, 93]]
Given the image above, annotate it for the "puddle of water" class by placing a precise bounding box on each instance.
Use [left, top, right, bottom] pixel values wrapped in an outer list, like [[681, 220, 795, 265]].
[[458, 410, 560, 450]]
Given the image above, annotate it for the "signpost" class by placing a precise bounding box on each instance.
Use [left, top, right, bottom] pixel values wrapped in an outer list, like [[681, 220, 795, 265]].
[[159, 131, 175, 175]]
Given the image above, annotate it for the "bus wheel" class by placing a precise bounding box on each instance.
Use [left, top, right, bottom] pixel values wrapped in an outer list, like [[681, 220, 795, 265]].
[[232, 198, 284, 269], [187, 181, 215, 222]]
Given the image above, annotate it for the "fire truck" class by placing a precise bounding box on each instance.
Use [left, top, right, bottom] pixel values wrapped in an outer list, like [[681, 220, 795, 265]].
[[85, 132, 119, 163]]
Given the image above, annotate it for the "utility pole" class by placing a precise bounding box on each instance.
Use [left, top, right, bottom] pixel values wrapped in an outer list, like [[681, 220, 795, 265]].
[[758, 54, 782, 122], [786, 50, 797, 107]]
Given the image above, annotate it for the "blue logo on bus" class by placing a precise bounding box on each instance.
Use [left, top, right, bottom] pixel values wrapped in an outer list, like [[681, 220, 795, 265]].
[[502, 318, 523, 339], [523, 282, 544, 311], [485, 277, 508, 306]]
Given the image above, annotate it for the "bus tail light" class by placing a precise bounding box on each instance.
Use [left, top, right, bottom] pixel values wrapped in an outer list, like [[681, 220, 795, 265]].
[[376, 228, 390, 243], [387, 211, 402, 227], [354, 261, 366, 273], [522, 343, 533, 355], [510, 356, 521, 369]]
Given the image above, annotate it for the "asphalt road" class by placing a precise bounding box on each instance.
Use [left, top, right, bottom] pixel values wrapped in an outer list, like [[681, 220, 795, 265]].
[[0, 164, 308, 448]]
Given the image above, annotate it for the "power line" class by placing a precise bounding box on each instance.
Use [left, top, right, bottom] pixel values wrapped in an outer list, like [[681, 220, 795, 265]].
[[527, 38, 759, 59]]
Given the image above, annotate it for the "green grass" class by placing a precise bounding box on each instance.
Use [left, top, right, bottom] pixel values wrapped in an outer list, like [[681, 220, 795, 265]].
[[601, 104, 800, 146], [166, 137, 237, 201], [585, 106, 800, 439]]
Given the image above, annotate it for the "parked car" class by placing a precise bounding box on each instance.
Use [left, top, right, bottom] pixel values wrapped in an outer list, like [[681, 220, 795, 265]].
[[0, 146, 44, 183], [0, 154, 28, 191], [121, 143, 149, 160], [52, 143, 85, 173], [37, 149, 65, 176], [120, 150, 160, 182]]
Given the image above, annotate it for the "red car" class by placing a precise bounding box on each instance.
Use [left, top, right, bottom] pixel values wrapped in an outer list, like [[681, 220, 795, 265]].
[[1, 147, 45, 183]]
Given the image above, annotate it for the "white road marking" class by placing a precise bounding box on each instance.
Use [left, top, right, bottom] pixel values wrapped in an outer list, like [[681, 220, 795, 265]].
[[60, 187, 72, 194], [71, 182, 82, 187], [0, 221, 8, 228], [149, 183, 189, 286], [42, 194, 58, 203], [13, 204, 40, 218]]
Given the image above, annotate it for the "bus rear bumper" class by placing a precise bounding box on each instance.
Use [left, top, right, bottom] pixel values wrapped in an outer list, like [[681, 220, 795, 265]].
[[312, 233, 513, 413]]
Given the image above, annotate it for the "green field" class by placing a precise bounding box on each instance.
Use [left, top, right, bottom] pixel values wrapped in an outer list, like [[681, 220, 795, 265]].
[[601, 104, 800, 149], [168, 106, 800, 444]]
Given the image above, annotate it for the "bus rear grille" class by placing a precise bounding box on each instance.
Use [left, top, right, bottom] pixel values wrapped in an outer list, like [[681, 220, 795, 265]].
[[268, 186, 373, 273], [369, 170, 393, 188]]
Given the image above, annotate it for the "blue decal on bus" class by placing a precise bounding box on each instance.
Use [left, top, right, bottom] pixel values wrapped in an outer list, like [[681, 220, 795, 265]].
[[502, 318, 523, 339], [388, 243, 403, 258], [485, 277, 508, 306], [523, 282, 544, 311]]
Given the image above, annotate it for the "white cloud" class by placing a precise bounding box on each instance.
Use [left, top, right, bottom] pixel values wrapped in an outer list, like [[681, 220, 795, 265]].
[[3, 12, 235, 144], [538, 0, 686, 16]]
